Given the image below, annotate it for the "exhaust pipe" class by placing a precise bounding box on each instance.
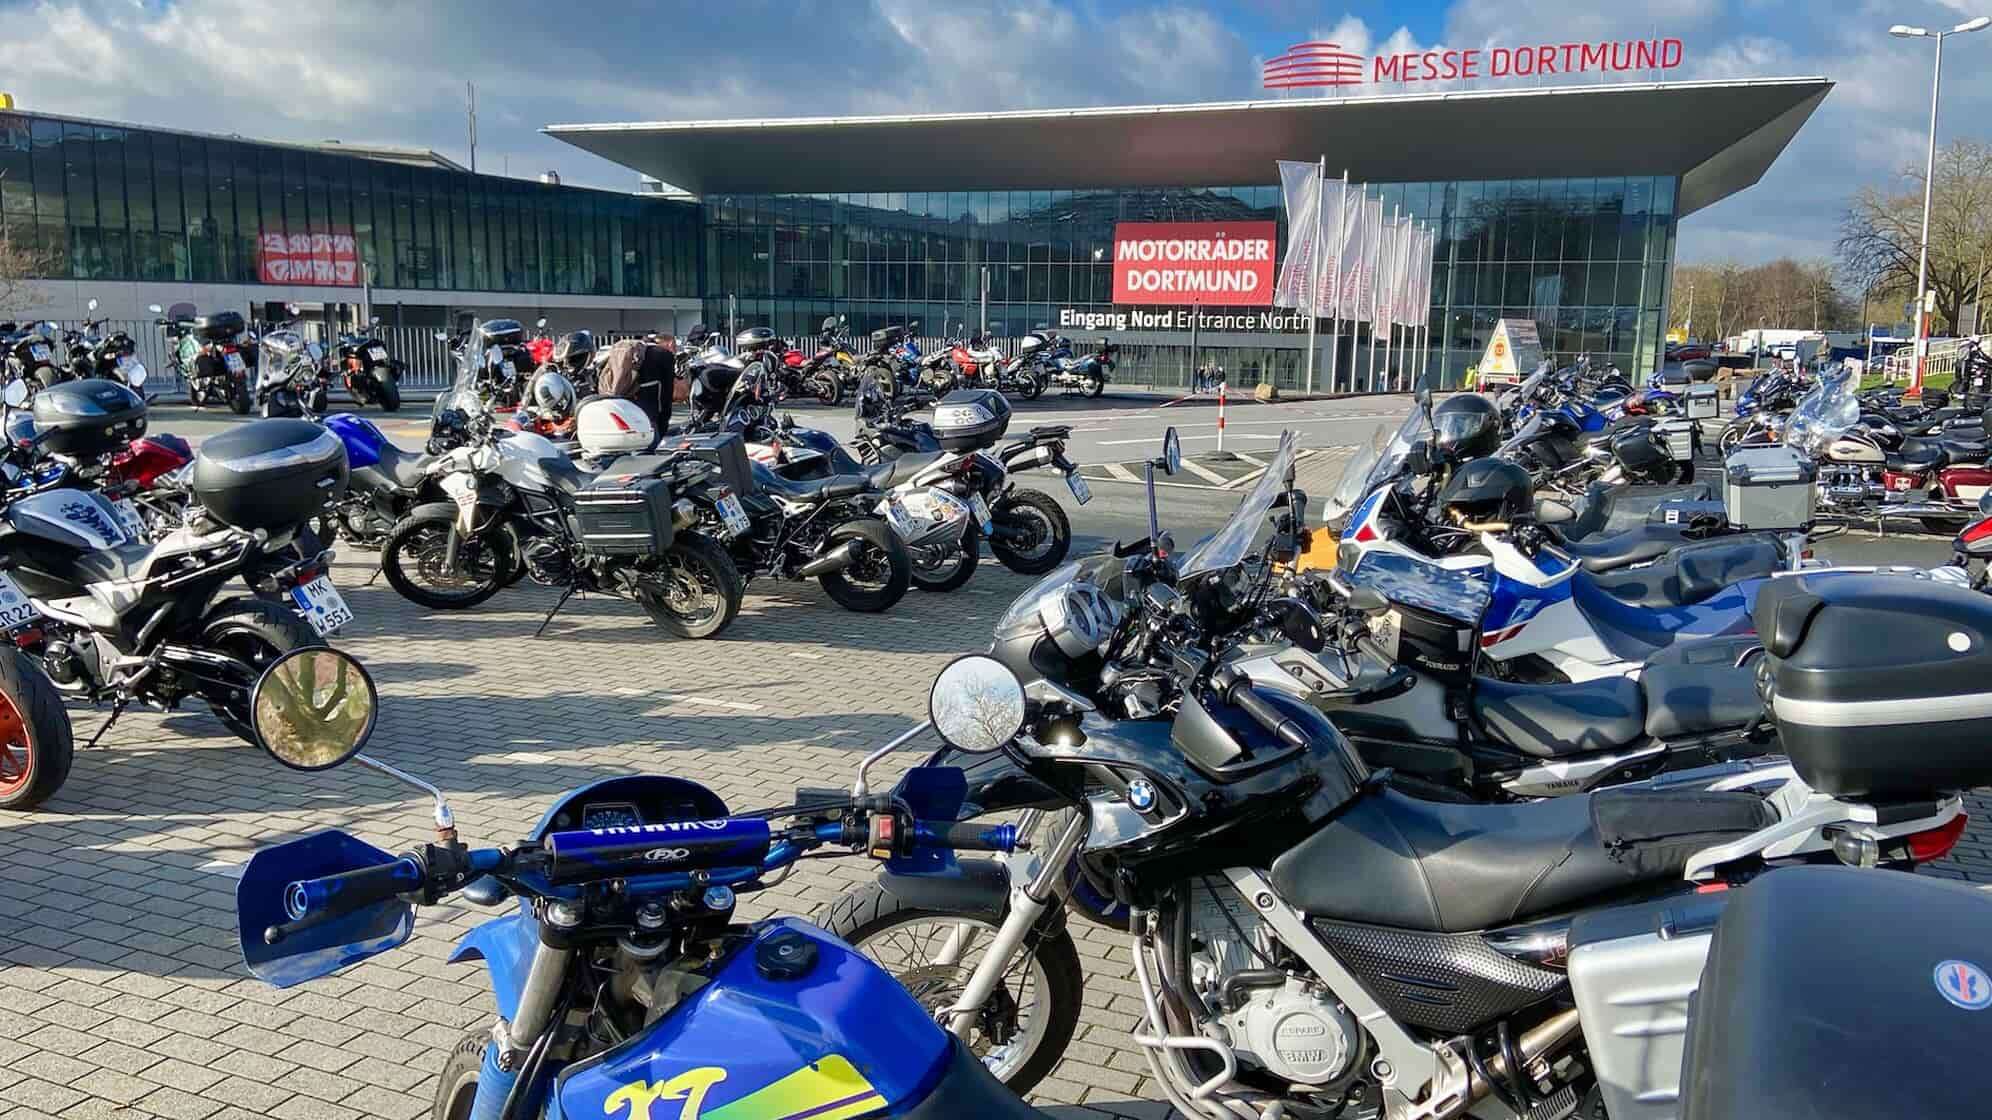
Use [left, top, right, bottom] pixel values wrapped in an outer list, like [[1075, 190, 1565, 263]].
[[797, 539, 863, 578]]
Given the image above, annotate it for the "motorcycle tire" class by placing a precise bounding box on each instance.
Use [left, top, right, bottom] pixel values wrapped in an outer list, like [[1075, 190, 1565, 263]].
[[0, 651, 74, 811], [636, 532, 744, 640], [381, 502, 517, 610], [910, 523, 979, 593], [989, 489, 1071, 575], [431, 1031, 485, 1120], [814, 375, 841, 407], [376, 370, 402, 412], [817, 518, 910, 612], [229, 381, 252, 415], [819, 879, 1083, 1097], [199, 598, 326, 744], [1020, 375, 1044, 401], [308, 386, 329, 415], [1088, 376, 1104, 398]]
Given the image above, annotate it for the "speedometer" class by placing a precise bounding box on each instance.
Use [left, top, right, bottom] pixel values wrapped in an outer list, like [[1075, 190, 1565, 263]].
[[581, 802, 642, 830]]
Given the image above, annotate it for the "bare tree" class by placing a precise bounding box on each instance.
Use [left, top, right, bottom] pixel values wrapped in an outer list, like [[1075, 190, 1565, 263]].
[[0, 226, 50, 323], [1839, 137, 1992, 334], [1670, 259, 1856, 341]]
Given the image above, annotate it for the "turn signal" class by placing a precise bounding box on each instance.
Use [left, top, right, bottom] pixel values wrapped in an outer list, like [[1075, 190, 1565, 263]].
[[1907, 814, 1969, 863]]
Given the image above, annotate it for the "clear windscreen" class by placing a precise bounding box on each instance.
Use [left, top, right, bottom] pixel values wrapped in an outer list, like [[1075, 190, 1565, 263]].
[[1180, 431, 1297, 579], [1322, 405, 1429, 524], [1783, 366, 1857, 454]]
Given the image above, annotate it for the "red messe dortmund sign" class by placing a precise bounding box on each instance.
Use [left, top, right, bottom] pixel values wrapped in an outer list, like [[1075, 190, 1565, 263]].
[[1111, 222, 1277, 306], [1263, 38, 1684, 90], [257, 229, 361, 286]]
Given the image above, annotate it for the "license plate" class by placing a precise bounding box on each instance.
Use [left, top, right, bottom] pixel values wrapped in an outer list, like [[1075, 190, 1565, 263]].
[[116, 354, 136, 371], [0, 573, 39, 629], [368, 346, 387, 361], [28, 344, 49, 362], [112, 498, 146, 540], [224, 352, 246, 373], [289, 576, 354, 637], [1066, 472, 1092, 505], [884, 497, 914, 536], [968, 493, 994, 534], [1370, 609, 1402, 660], [716, 492, 752, 538]]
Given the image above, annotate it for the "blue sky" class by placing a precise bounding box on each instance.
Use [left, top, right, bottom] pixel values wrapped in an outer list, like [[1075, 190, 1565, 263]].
[[2, 0, 1987, 272]]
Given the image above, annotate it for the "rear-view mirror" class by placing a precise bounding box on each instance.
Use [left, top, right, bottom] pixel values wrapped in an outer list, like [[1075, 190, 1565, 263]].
[[928, 655, 1027, 753], [3, 381, 27, 408], [86, 298, 98, 312], [147, 303, 163, 314], [1162, 428, 1182, 476], [251, 648, 377, 772], [535, 317, 547, 328]]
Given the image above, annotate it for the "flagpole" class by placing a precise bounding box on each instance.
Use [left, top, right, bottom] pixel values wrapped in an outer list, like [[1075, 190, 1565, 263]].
[[1329, 170, 1348, 394], [1366, 194, 1380, 393], [1304, 155, 1323, 395], [1384, 207, 1398, 393]]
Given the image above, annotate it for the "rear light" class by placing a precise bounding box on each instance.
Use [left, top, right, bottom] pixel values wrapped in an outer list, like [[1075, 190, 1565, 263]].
[[13, 628, 41, 648], [297, 566, 320, 584], [608, 410, 632, 432], [1907, 814, 1969, 863], [1963, 519, 1992, 545]]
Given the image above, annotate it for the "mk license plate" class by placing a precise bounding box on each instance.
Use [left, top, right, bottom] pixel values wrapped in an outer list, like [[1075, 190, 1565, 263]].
[[968, 493, 994, 534], [0, 573, 39, 629], [289, 576, 354, 636], [716, 493, 752, 538], [224, 352, 247, 373], [368, 346, 388, 361], [112, 498, 146, 540], [1066, 472, 1092, 505]]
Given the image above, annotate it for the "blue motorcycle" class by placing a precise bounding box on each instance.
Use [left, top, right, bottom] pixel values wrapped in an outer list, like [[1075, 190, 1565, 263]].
[[235, 649, 1038, 1120], [317, 412, 446, 549]]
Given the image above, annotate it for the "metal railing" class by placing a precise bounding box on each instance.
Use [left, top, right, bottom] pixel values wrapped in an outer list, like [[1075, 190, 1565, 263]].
[[1881, 337, 1967, 383]]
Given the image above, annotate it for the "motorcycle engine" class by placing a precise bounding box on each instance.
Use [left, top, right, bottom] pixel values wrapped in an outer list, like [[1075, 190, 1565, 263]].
[[1821, 463, 1881, 502], [522, 537, 574, 585], [1187, 880, 1363, 1088]]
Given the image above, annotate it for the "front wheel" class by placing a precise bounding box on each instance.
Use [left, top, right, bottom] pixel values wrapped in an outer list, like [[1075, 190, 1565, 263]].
[[229, 380, 252, 415], [1088, 375, 1105, 398], [819, 881, 1083, 1096], [635, 532, 744, 639], [200, 599, 326, 742], [431, 1031, 486, 1120], [910, 523, 979, 593], [381, 503, 517, 610], [0, 652, 74, 811], [989, 489, 1071, 575], [817, 518, 910, 612]]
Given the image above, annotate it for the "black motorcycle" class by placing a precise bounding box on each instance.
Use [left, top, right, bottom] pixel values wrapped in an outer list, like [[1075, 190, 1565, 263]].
[[254, 311, 331, 418], [378, 409, 745, 639], [4, 321, 65, 393], [154, 304, 253, 414], [331, 317, 404, 412]]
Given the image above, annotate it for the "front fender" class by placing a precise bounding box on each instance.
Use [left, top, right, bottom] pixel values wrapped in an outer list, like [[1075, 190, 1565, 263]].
[[446, 903, 537, 1021]]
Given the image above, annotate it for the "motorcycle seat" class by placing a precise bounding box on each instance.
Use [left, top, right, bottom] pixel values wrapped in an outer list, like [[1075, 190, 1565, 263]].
[[1945, 438, 1989, 464], [1640, 661, 1763, 740], [1028, 425, 1073, 441], [752, 463, 870, 503], [537, 453, 594, 495], [1579, 535, 1783, 611], [71, 540, 155, 588], [372, 440, 430, 491], [862, 450, 946, 490], [1558, 525, 1692, 573], [1268, 787, 1765, 933], [1474, 675, 1645, 758], [1890, 439, 1950, 470]]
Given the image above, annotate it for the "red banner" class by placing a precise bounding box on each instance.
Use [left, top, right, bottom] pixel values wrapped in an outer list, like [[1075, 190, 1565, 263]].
[[257, 230, 360, 286], [1111, 222, 1276, 306]]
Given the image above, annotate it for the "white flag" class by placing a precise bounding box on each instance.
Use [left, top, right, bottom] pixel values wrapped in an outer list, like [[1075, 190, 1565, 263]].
[[1272, 161, 1322, 312], [1347, 195, 1383, 325]]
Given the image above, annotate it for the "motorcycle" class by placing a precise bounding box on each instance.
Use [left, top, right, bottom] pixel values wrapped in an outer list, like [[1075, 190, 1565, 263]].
[[947, 325, 1005, 391], [1501, 365, 1695, 489], [430, 319, 538, 419], [1045, 336, 1116, 398], [0, 384, 349, 745], [1790, 364, 1992, 532], [234, 646, 1042, 1120], [153, 304, 253, 414], [331, 316, 404, 411], [4, 320, 66, 393], [319, 413, 448, 550], [255, 309, 332, 419], [379, 398, 745, 639], [825, 460, 1977, 1108]]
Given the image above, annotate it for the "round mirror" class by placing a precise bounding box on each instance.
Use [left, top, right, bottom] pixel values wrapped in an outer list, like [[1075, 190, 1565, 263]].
[[86, 298, 98, 312], [3, 381, 27, 408], [250, 648, 378, 771], [432, 331, 448, 342], [286, 302, 300, 316], [535, 317, 548, 328], [370, 316, 382, 327], [1162, 428, 1182, 476], [928, 655, 1027, 754], [147, 303, 163, 314]]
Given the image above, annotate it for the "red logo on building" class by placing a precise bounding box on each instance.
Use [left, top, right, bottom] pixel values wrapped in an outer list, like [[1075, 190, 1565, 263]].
[[257, 230, 360, 286], [1111, 222, 1277, 307], [1262, 42, 1365, 89]]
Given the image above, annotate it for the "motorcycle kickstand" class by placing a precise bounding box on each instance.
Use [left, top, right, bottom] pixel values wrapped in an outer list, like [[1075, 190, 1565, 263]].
[[533, 585, 579, 638], [82, 699, 128, 749]]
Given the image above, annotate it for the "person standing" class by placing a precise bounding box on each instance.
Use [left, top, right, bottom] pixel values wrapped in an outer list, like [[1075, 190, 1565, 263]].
[[635, 332, 677, 434]]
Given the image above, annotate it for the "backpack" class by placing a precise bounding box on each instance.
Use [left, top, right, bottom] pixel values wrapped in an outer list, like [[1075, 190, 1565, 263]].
[[598, 338, 645, 398]]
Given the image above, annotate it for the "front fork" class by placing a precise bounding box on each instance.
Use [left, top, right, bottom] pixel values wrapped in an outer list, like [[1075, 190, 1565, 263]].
[[941, 808, 1090, 1039], [470, 934, 574, 1120]]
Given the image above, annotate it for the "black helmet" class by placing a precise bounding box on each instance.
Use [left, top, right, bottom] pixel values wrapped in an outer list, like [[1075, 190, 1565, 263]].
[[1432, 393, 1501, 460], [1438, 457, 1532, 524], [551, 329, 594, 370]]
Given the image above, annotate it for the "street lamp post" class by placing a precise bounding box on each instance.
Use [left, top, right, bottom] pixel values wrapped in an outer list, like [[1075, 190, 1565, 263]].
[[1891, 15, 1990, 397]]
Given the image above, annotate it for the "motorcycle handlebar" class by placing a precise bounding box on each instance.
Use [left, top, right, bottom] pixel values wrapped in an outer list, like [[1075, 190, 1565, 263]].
[[266, 856, 425, 944], [1210, 666, 1311, 751]]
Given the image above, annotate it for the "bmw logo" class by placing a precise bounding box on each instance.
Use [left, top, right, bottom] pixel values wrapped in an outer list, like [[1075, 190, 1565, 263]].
[[1126, 779, 1156, 813], [1936, 960, 1992, 1011]]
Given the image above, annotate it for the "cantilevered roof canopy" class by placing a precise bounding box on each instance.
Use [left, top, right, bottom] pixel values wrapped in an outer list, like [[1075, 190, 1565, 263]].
[[546, 78, 1830, 216]]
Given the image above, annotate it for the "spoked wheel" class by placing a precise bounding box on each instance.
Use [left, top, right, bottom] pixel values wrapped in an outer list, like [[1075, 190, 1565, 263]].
[[381, 505, 515, 610], [0, 653, 72, 811], [635, 533, 744, 639], [821, 887, 1082, 1095]]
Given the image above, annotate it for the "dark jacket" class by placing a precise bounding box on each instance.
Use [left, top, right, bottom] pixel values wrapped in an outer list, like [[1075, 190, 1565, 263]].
[[634, 345, 676, 431]]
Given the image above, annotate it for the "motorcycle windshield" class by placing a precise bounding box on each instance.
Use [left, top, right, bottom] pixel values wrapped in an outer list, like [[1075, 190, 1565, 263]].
[[1783, 366, 1857, 455], [1322, 406, 1429, 524], [1180, 431, 1298, 579]]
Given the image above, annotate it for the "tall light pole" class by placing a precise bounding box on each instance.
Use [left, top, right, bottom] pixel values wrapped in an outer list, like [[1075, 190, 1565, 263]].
[[1891, 15, 1990, 396]]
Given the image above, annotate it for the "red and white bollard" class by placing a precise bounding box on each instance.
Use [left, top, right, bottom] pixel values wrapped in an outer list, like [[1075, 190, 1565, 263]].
[[1216, 381, 1227, 455]]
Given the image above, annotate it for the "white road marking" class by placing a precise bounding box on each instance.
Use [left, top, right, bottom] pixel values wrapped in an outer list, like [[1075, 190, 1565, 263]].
[[1178, 459, 1229, 484], [1105, 462, 1141, 481], [200, 860, 246, 878]]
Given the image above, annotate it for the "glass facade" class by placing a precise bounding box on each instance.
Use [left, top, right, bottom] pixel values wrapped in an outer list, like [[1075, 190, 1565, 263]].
[[0, 111, 700, 298], [701, 178, 1677, 388]]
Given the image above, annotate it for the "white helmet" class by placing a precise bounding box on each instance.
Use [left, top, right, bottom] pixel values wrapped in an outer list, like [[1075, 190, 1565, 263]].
[[576, 396, 655, 458], [530, 370, 577, 419]]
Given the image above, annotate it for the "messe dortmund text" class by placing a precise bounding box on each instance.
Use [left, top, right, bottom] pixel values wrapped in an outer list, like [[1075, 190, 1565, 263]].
[[1059, 308, 1313, 333]]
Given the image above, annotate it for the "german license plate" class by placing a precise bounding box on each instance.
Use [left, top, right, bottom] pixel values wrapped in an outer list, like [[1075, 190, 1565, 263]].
[[716, 492, 752, 538], [112, 498, 146, 540], [1066, 472, 1092, 505], [368, 346, 388, 361], [884, 497, 914, 536], [289, 576, 354, 636], [0, 573, 39, 629], [224, 351, 247, 373], [968, 493, 994, 534], [1370, 609, 1402, 660], [27, 344, 49, 362]]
